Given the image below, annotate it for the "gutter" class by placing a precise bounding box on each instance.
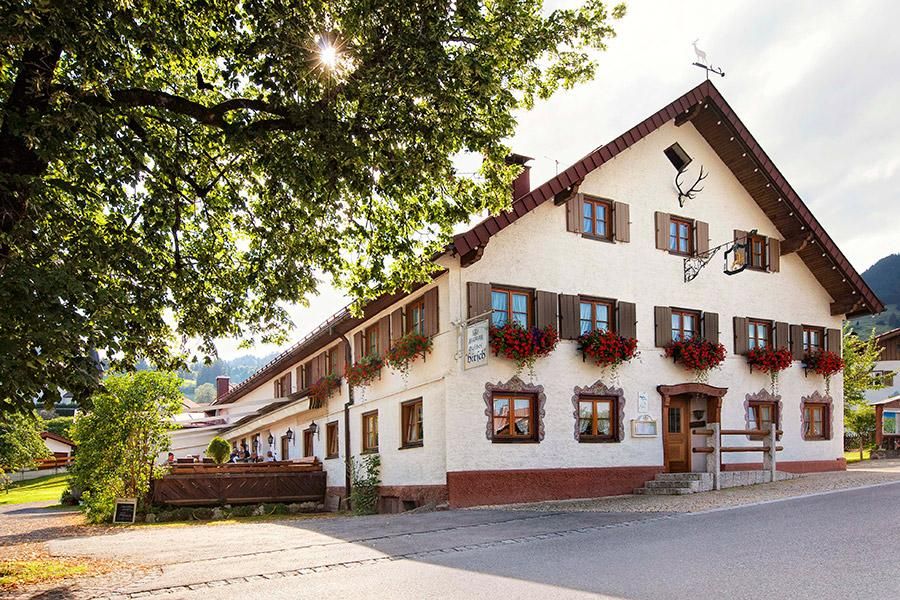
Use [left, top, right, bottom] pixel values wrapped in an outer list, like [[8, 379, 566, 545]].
[[339, 331, 354, 510]]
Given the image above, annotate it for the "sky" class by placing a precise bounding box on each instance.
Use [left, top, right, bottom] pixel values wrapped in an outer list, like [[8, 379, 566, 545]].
[[214, 0, 900, 360]]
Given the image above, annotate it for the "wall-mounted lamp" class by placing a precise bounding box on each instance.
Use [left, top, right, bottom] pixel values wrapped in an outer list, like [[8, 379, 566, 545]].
[[285, 428, 294, 441], [267, 433, 274, 446], [309, 421, 319, 439]]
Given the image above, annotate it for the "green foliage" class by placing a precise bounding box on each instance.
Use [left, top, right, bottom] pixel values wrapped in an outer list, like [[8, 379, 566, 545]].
[[348, 453, 381, 515], [844, 403, 876, 460], [0, 411, 50, 472], [42, 416, 74, 440], [193, 383, 217, 405], [206, 437, 231, 464], [70, 371, 182, 523], [0, 0, 625, 414], [0, 473, 68, 505], [843, 325, 892, 407]]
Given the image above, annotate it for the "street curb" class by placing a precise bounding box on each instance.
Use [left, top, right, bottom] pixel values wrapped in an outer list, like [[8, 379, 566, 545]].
[[683, 478, 900, 517]]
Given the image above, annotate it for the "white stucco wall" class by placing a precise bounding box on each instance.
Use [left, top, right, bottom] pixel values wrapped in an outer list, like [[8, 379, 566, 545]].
[[444, 120, 845, 473], [43, 437, 73, 455]]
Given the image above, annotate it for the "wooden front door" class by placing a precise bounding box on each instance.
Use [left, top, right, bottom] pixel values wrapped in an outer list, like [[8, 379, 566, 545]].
[[665, 396, 691, 472], [280, 436, 290, 461], [303, 429, 314, 458]]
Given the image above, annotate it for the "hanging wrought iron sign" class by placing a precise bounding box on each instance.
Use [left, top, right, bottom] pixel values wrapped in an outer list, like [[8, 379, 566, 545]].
[[684, 229, 757, 282]]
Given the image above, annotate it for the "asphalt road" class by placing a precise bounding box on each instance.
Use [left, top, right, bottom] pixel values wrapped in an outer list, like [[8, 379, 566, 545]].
[[52, 482, 900, 600]]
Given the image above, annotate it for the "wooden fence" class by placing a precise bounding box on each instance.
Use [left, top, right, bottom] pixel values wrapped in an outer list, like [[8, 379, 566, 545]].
[[151, 460, 326, 506]]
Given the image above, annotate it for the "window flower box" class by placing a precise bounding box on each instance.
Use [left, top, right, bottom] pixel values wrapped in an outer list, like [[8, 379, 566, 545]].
[[346, 354, 384, 388], [803, 349, 844, 395], [309, 373, 341, 406], [747, 346, 793, 393], [385, 332, 433, 379], [489, 323, 559, 377], [664, 338, 726, 383], [577, 329, 639, 381]]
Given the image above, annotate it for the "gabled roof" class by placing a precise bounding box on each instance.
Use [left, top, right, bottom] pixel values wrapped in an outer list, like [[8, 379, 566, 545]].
[[876, 328, 900, 344], [451, 80, 882, 318], [41, 431, 76, 447]]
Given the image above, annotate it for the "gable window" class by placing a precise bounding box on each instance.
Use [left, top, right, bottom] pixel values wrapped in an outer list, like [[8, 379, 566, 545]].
[[325, 421, 339, 459], [407, 297, 426, 335], [365, 324, 379, 358], [579, 299, 614, 335], [577, 396, 617, 442], [748, 319, 772, 350], [362, 410, 378, 453], [491, 288, 531, 328], [671, 309, 699, 341], [582, 197, 612, 240], [748, 234, 767, 270], [802, 326, 824, 353], [803, 404, 827, 440], [491, 394, 536, 442], [747, 401, 776, 433], [401, 399, 424, 448], [669, 218, 693, 255]]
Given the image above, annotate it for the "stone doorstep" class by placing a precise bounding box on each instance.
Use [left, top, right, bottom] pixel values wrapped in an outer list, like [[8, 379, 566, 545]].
[[644, 480, 701, 490], [654, 473, 713, 482], [633, 487, 694, 495]]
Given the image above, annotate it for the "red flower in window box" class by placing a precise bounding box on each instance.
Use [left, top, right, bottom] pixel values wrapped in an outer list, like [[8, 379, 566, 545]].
[[385, 333, 434, 379], [578, 330, 639, 377], [346, 354, 384, 388], [803, 349, 844, 395], [747, 346, 793, 393], [309, 373, 341, 406], [489, 323, 559, 377], [665, 338, 726, 383]]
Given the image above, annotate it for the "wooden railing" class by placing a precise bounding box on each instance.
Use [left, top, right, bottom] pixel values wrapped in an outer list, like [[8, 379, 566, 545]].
[[152, 459, 326, 506], [692, 423, 782, 490], [36, 456, 73, 470]]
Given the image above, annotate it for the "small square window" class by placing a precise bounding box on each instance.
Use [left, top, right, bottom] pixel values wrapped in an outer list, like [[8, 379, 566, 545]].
[[325, 421, 339, 459], [671, 309, 699, 341], [582, 197, 612, 240], [362, 411, 379, 453], [664, 142, 692, 171], [491, 394, 536, 442], [401, 399, 424, 448], [669, 218, 693, 255], [491, 288, 531, 328], [577, 396, 618, 442], [579, 299, 614, 336]]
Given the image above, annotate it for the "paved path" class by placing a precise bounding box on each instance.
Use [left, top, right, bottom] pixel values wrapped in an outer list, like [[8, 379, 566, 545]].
[[40, 480, 900, 600]]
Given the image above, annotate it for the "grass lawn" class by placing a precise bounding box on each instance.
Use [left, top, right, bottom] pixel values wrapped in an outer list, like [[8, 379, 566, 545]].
[[844, 449, 872, 464], [1, 473, 69, 505], [0, 559, 89, 588]]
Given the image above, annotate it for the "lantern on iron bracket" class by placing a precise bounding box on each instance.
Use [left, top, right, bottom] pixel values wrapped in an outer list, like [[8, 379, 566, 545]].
[[286, 428, 294, 441], [267, 433, 274, 446], [684, 229, 757, 283]]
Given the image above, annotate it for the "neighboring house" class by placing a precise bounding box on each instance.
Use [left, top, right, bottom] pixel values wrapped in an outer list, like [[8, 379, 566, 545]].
[[867, 328, 900, 448], [40, 431, 76, 458], [207, 81, 882, 510]]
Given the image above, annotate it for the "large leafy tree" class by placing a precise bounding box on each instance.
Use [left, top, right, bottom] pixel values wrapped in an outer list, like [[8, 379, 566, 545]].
[[0, 410, 49, 474], [0, 1, 625, 413]]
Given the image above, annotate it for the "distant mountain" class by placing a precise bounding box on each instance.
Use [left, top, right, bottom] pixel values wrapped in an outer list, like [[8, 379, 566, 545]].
[[863, 254, 900, 306], [851, 254, 900, 335], [139, 352, 279, 401]]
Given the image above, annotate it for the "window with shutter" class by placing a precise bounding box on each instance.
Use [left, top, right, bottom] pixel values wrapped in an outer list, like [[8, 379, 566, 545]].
[[654, 306, 673, 347], [559, 294, 580, 340], [695, 220, 710, 255], [733, 316, 749, 355], [768, 238, 781, 272], [581, 196, 612, 240], [467, 282, 491, 320], [790, 324, 804, 360], [747, 234, 767, 270], [364, 324, 379, 358], [423, 287, 439, 337], [655, 212, 671, 250], [391, 308, 404, 342], [377, 316, 390, 356], [406, 297, 425, 335], [825, 328, 841, 355], [566, 193, 584, 233], [774, 322, 789, 349], [491, 287, 532, 328], [671, 309, 700, 341], [669, 218, 693, 255], [579, 298, 614, 336], [747, 319, 772, 350], [535, 291, 558, 330], [616, 301, 637, 339], [702, 312, 719, 345], [803, 326, 825, 353]]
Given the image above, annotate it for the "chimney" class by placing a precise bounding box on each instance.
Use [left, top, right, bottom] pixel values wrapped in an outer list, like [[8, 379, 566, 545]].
[[216, 376, 231, 401], [506, 153, 533, 200]]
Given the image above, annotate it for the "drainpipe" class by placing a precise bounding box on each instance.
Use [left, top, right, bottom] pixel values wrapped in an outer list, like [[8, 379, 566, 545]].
[[339, 331, 354, 510]]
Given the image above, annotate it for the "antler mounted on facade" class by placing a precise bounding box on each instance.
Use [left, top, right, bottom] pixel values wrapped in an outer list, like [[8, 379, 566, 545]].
[[675, 166, 708, 207]]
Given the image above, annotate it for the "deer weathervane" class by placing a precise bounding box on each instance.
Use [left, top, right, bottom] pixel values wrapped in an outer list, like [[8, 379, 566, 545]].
[[692, 39, 725, 79]]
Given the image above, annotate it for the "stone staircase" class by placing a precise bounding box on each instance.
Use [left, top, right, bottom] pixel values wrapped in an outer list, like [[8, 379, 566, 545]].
[[634, 472, 714, 495]]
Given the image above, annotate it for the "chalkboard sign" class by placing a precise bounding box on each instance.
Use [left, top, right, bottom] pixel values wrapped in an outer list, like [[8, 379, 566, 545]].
[[113, 498, 137, 523]]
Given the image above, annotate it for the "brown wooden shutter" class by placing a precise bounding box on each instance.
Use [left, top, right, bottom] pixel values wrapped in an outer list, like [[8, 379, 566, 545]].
[[391, 308, 404, 341], [790, 324, 804, 360], [295, 365, 304, 390], [353, 331, 364, 361], [613, 202, 630, 242], [559, 294, 580, 340], [768, 238, 781, 272], [284, 372, 292, 393], [566, 193, 584, 233], [535, 291, 558, 330], [423, 287, 439, 337], [733, 316, 749, 355], [702, 312, 719, 345], [654, 306, 673, 347], [616, 301, 637, 339], [695, 220, 710, 255], [774, 322, 789, 348], [467, 282, 491, 319], [310, 353, 322, 382], [655, 212, 670, 250], [333, 342, 345, 377], [378, 316, 390, 355], [826, 328, 841, 355], [274, 380, 280, 398]]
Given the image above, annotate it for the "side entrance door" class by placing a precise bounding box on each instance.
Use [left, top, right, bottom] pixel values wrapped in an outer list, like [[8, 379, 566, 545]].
[[665, 396, 691, 472]]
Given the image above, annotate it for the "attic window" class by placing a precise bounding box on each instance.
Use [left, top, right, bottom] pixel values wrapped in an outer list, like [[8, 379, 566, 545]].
[[664, 143, 692, 171]]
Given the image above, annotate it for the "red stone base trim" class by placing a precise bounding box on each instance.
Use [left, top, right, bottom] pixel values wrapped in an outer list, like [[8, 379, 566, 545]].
[[447, 466, 662, 508], [721, 458, 847, 473], [377, 485, 448, 513]]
